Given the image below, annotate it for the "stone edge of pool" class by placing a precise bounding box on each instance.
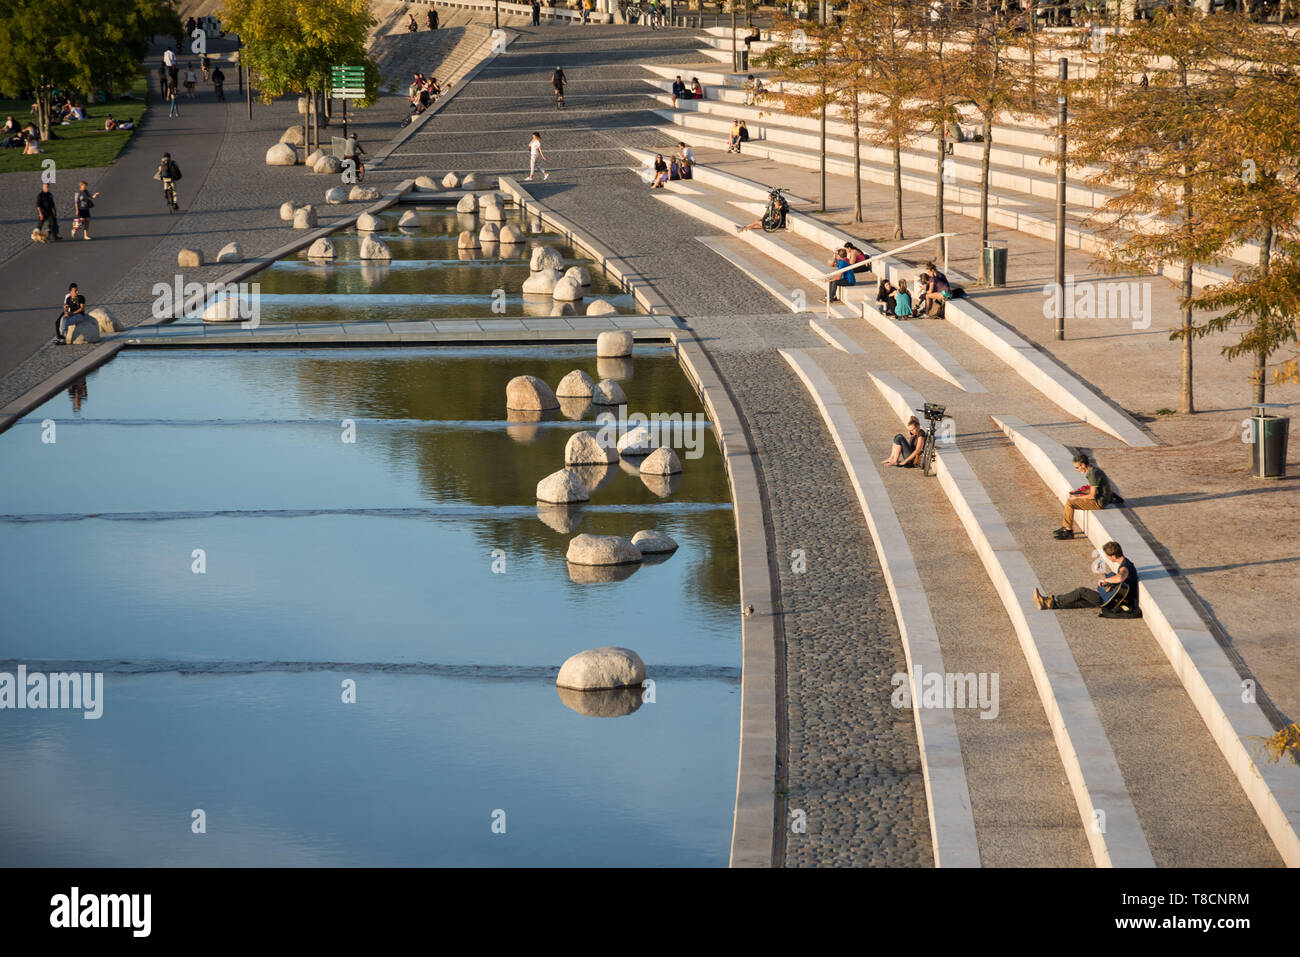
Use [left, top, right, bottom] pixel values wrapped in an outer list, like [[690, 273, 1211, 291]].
[[0, 181, 783, 872]]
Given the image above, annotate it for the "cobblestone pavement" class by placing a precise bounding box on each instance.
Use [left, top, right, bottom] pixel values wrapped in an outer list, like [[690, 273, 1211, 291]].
[[388, 29, 933, 865]]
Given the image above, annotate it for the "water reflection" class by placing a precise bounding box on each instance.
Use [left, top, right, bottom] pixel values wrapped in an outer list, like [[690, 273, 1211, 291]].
[[556, 685, 643, 718], [567, 561, 641, 584]]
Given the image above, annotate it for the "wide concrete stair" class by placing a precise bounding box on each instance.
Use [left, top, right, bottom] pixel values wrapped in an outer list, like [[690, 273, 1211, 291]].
[[670, 159, 1299, 867]]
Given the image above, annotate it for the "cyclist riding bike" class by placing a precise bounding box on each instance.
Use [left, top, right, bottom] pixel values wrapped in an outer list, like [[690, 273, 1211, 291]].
[[345, 135, 366, 182], [154, 152, 182, 211]]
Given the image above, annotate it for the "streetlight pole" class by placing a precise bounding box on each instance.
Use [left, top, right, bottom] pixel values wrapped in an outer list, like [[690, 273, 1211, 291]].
[[495, 0, 500, 29], [1055, 57, 1067, 341]]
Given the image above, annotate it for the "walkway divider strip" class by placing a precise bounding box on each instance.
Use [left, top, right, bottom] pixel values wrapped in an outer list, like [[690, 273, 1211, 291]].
[[993, 413, 1300, 867], [869, 370, 1154, 867], [858, 304, 986, 394], [781, 348, 980, 868]]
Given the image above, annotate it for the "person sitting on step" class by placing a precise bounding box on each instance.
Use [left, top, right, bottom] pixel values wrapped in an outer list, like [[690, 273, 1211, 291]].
[[882, 416, 925, 468], [1033, 540, 1141, 617], [1053, 452, 1115, 540]]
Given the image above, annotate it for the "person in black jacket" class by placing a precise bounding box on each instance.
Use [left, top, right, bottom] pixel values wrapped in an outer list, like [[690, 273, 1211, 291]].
[[36, 183, 60, 240]]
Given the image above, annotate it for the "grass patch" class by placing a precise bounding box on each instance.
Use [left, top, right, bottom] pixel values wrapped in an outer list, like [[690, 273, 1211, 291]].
[[0, 73, 150, 174]]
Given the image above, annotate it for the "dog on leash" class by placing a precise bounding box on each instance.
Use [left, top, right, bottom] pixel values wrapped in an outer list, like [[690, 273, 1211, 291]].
[[31, 221, 56, 243]]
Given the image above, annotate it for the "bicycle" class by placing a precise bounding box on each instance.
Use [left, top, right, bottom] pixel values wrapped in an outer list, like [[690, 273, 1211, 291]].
[[620, 3, 642, 23], [761, 186, 789, 232], [915, 402, 947, 477], [163, 179, 178, 212]]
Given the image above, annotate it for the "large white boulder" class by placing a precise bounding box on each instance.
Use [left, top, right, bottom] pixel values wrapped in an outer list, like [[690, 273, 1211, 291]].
[[640, 446, 682, 475], [313, 154, 342, 174], [591, 378, 627, 406], [177, 247, 203, 268], [597, 330, 634, 357], [482, 203, 505, 222], [478, 222, 500, 243], [457, 230, 480, 249], [564, 431, 618, 466], [350, 185, 381, 201], [279, 200, 300, 221], [618, 426, 656, 456], [552, 276, 584, 302], [304, 149, 324, 168], [565, 265, 591, 286], [266, 143, 298, 166], [280, 125, 305, 145], [461, 172, 482, 190], [632, 529, 678, 554], [507, 374, 560, 411], [530, 246, 564, 272], [536, 469, 590, 504], [441, 172, 460, 189], [499, 224, 526, 244], [202, 293, 248, 321], [556, 647, 646, 690], [359, 236, 391, 260], [293, 205, 317, 229], [414, 175, 441, 191], [88, 306, 122, 334], [565, 536, 643, 568], [307, 237, 335, 259], [455, 194, 476, 213], [555, 369, 595, 397], [216, 242, 243, 263], [64, 317, 101, 345], [522, 267, 561, 295], [398, 209, 420, 227], [325, 186, 348, 204], [478, 191, 502, 208], [357, 211, 384, 231], [584, 299, 616, 317]]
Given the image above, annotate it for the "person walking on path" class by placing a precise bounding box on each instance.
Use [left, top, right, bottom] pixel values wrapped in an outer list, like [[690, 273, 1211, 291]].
[[532, 0, 541, 25], [70, 181, 99, 240], [525, 132, 549, 181], [552, 67, 566, 110], [212, 66, 225, 102], [158, 63, 168, 97], [54, 282, 86, 343], [167, 80, 180, 117], [184, 64, 197, 98], [36, 183, 60, 241]]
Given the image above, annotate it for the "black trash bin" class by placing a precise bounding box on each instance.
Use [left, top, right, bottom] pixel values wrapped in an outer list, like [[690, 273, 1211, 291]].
[[982, 241, 1008, 287], [1250, 405, 1290, 479], [734, 49, 749, 73]]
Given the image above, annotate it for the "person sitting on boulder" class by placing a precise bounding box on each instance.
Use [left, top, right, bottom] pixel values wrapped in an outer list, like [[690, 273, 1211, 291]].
[[55, 282, 86, 343]]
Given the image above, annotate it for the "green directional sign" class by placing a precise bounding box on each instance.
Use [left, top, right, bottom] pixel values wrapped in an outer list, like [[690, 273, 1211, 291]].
[[331, 64, 366, 99]]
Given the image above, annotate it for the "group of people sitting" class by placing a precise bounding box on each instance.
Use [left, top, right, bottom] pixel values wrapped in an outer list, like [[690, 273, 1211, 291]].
[[825, 243, 871, 301], [649, 142, 696, 188], [726, 119, 751, 153], [670, 76, 705, 107], [875, 262, 962, 319], [2, 116, 43, 153], [408, 73, 443, 114]]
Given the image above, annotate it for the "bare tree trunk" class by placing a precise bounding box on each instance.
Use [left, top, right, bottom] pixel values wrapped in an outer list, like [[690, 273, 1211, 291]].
[[978, 113, 992, 284], [892, 137, 904, 240], [302, 89, 309, 151], [1253, 223, 1273, 404], [853, 95, 862, 222], [935, 129, 946, 261], [1180, 187, 1195, 415]]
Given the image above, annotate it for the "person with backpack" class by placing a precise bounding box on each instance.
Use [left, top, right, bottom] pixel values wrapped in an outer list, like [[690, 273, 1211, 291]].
[[155, 152, 182, 210], [36, 183, 60, 241], [1053, 452, 1117, 540], [552, 67, 566, 110], [211, 66, 225, 102], [826, 247, 855, 303]]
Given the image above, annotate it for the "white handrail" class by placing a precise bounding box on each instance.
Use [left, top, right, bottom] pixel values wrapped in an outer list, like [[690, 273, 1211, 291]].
[[823, 231, 956, 320]]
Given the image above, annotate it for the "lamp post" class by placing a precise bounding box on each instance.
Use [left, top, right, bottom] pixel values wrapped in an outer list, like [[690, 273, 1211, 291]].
[[1055, 57, 1067, 341]]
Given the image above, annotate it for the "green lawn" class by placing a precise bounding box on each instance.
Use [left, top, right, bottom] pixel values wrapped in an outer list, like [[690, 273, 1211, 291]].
[[0, 73, 150, 174]]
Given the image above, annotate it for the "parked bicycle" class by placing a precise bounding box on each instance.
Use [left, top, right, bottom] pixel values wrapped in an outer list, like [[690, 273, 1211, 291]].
[[915, 402, 947, 476], [620, 3, 643, 23], [761, 186, 789, 232]]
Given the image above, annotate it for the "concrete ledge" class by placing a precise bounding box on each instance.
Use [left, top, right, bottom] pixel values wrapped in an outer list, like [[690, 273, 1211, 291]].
[[859, 303, 986, 394], [994, 413, 1300, 867], [782, 348, 980, 867], [808, 318, 864, 354], [673, 333, 777, 869], [871, 371, 1155, 867]]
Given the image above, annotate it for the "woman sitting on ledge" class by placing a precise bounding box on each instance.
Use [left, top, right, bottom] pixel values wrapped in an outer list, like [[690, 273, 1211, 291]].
[[882, 416, 925, 468]]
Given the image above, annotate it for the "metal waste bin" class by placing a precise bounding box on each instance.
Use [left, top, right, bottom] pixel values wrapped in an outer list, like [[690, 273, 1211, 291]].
[[1250, 404, 1289, 479], [734, 49, 749, 73], [982, 240, 1008, 287]]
